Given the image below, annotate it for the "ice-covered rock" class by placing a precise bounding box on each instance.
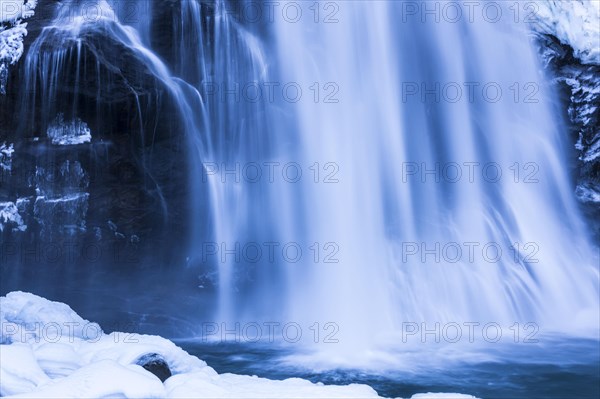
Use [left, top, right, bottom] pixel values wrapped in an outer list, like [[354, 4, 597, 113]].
[[532, 0, 600, 235], [532, 0, 600, 65], [1, 159, 91, 237], [33, 192, 89, 236], [0, 0, 38, 24], [576, 183, 600, 203], [0, 60, 7, 94], [0, 291, 102, 344], [0, 0, 38, 94], [0, 292, 479, 398], [0, 142, 13, 172], [0, 201, 26, 232], [46, 114, 92, 145], [0, 21, 28, 64], [15, 196, 31, 213], [34, 161, 89, 197]]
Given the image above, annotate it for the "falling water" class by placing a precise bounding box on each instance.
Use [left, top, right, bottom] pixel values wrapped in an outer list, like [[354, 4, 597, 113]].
[[267, 1, 599, 358], [9, 0, 599, 365]]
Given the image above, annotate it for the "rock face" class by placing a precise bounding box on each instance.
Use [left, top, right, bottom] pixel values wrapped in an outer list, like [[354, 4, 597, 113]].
[[2, 3, 194, 245], [0, 0, 40, 95], [539, 36, 600, 200], [531, 1, 600, 239], [0, 1, 201, 327]]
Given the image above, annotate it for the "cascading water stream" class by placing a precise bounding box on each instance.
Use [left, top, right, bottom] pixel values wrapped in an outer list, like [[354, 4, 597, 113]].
[[110, 0, 598, 353], [10, 0, 598, 368], [266, 1, 599, 362], [170, 0, 296, 323]]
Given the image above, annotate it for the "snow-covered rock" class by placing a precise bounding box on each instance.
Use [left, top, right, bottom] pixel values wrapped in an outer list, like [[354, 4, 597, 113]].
[[34, 160, 89, 197], [0, 292, 101, 345], [0, 0, 38, 24], [33, 192, 89, 236], [46, 114, 92, 146], [0, 21, 27, 63], [0, 201, 26, 232], [0, 292, 479, 398], [531, 0, 600, 225], [0, 0, 38, 94], [576, 182, 600, 203], [0, 142, 14, 172], [532, 0, 600, 65], [1, 159, 91, 237], [0, 344, 51, 396]]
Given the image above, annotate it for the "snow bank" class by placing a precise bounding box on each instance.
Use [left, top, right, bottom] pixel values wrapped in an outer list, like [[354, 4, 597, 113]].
[[410, 396, 477, 399], [0, 292, 479, 398]]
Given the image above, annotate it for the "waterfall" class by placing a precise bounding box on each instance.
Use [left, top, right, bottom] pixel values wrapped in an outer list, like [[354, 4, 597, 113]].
[[188, 0, 599, 357], [266, 1, 599, 357], [8, 0, 598, 363]]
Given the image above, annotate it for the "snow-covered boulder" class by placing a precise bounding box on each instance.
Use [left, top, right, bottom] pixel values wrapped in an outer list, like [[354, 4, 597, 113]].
[[0, 291, 479, 398], [0, 291, 102, 344]]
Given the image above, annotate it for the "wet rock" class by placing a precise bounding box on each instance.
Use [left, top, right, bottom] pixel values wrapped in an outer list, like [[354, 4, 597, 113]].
[[135, 353, 172, 382], [1, 2, 194, 267]]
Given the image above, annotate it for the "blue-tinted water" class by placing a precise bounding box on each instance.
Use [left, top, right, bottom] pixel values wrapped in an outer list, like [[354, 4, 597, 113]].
[[179, 338, 600, 399]]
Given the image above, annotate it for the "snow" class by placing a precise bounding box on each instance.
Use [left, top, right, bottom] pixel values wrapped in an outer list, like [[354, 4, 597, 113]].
[[0, 0, 38, 23], [410, 396, 477, 399], [533, 0, 600, 65], [0, 292, 101, 345], [46, 114, 92, 145], [0, 201, 26, 232], [0, 21, 27, 63], [8, 360, 167, 398], [575, 183, 600, 203], [0, 0, 38, 93], [0, 292, 479, 399], [164, 372, 380, 399], [0, 344, 50, 396]]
